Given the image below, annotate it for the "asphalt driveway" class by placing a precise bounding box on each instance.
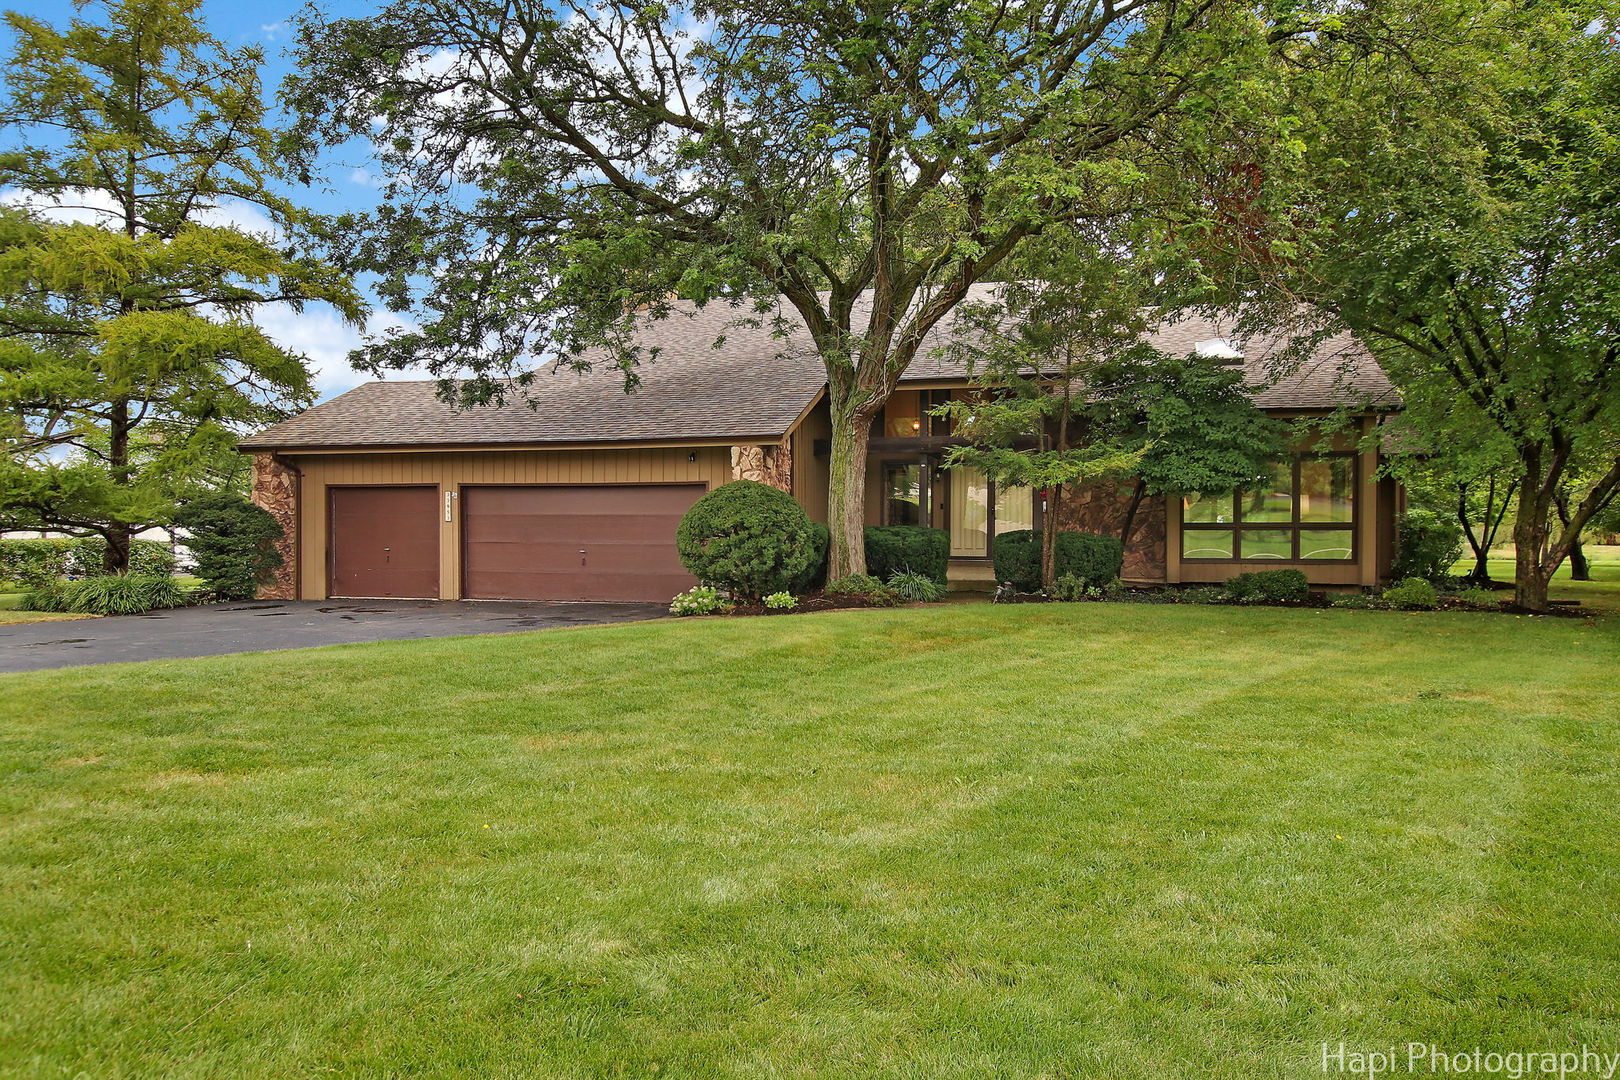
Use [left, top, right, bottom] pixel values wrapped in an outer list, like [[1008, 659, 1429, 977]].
[[0, 599, 668, 674]]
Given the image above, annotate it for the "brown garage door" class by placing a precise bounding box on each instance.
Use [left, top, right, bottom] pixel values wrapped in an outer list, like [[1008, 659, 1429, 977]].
[[461, 484, 704, 602], [328, 486, 441, 599]]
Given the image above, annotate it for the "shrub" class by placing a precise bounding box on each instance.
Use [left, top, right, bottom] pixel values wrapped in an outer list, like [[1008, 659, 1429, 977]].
[[864, 526, 949, 586], [0, 536, 175, 586], [1389, 509, 1465, 583], [886, 570, 947, 602], [792, 522, 829, 593], [824, 573, 901, 606], [1453, 586, 1501, 607], [1177, 585, 1228, 605], [764, 591, 798, 610], [25, 574, 188, 615], [1382, 576, 1439, 610], [1046, 573, 1094, 602], [1223, 569, 1310, 605], [1331, 591, 1384, 610], [991, 530, 1124, 592], [175, 492, 284, 601], [669, 585, 725, 616], [676, 481, 821, 602]]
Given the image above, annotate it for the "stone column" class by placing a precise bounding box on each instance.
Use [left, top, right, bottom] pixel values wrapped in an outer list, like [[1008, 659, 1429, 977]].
[[250, 451, 299, 600], [729, 441, 793, 493]]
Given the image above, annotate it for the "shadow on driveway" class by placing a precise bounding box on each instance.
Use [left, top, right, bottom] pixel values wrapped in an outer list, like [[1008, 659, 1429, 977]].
[[0, 598, 668, 674]]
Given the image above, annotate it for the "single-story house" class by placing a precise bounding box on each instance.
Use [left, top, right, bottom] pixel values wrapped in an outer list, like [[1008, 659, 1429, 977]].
[[241, 287, 1402, 602]]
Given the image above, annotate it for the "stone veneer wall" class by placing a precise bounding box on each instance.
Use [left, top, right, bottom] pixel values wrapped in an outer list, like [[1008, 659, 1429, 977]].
[[729, 442, 793, 492], [250, 452, 299, 600], [1050, 479, 1167, 581]]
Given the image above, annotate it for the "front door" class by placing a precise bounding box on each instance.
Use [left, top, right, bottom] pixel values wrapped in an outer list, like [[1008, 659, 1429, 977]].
[[947, 467, 1036, 557]]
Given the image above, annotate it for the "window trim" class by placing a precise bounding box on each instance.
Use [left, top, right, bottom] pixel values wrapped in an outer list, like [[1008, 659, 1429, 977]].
[[1180, 453, 1358, 564]]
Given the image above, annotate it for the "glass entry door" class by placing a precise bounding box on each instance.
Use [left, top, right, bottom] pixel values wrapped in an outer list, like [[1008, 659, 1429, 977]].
[[948, 467, 1035, 558]]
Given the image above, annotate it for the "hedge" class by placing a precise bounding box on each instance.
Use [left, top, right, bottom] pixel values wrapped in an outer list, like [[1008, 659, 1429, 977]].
[[0, 537, 176, 588], [991, 529, 1124, 592], [864, 526, 949, 586], [1223, 568, 1310, 604]]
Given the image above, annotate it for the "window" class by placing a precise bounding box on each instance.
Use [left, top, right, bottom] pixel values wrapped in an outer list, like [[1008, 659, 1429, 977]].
[[1181, 456, 1356, 561], [883, 462, 925, 527], [948, 467, 1034, 557]]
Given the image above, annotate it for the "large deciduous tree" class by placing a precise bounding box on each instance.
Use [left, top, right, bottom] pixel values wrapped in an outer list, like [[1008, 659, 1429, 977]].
[[1229, 0, 1620, 610], [286, 0, 1279, 577], [0, 0, 362, 572]]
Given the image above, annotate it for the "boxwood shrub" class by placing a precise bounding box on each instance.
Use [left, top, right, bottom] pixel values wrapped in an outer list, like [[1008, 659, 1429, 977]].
[[676, 480, 823, 602], [992, 529, 1123, 592], [1222, 568, 1310, 604], [864, 526, 949, 586]]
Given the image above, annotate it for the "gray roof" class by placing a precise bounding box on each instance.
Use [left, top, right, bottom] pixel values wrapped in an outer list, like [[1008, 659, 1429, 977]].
[[243, 286, 1395, 450]]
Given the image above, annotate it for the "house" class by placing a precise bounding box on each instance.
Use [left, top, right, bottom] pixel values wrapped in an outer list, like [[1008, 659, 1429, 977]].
[[241, 288, 1402, 603]]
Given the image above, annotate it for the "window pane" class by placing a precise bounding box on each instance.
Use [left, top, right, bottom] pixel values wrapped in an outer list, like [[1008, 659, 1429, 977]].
[[1300, 528, 1354, 560], [1183, 492, 1234, 523], [949, 467, 988, 557], [1182, 530, 1234, 559], [885, 390, 923, 437], [884, 464, 922, 527], [1240, 462, 1294, 522], [1300, 458, 1355, 522], [1239, 529, 1293, 559], [994, 483, 1034, 535]]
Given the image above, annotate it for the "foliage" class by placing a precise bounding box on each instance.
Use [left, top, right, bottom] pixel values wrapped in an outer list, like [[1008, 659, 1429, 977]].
[[1222, 569, 1310, 605], [0, 0, 362, 572], [1453, 586, 1502, 607], [885, 571, 947, 604], [763, 592, 798, 611], [864, 527, 949, 587], [1046, 574, 1095, 602], [992, 531, 1124, 593], [823, 575, 901, 607], [23, 574, 187, 615], [793, 523, 830, 594], [668, 586, 725, 617], [286, 0, 1288, 578], [1390, 510, 1466, 585], [676, 482, 822, 603], [0, 537, 174, 587], [1177, 585, 1229, 605], [174, 492, 283, 602], [1329, 592, 1385, 610], [1227, 1, 1620, 609], [1381, 578, 1440, 611]]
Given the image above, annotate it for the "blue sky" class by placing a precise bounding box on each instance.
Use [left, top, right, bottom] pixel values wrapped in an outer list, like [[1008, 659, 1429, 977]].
[[6, 0, 409, 402]]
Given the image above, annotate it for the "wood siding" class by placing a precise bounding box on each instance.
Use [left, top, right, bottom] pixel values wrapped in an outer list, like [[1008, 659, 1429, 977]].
[[286, 447, 732, 600]]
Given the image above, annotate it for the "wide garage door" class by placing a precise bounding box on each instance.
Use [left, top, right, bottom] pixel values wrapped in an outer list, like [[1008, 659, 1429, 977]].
[[328, 486, 441, 599], [461, 484, 704, 602]]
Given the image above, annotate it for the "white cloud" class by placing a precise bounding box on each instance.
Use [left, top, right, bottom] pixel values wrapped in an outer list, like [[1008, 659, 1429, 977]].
[[260, 21, 287, 41]]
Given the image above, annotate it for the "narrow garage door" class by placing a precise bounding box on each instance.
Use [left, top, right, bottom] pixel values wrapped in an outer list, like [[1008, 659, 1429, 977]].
[[461, 484, 704, 602], [328, 486, 441, 599]]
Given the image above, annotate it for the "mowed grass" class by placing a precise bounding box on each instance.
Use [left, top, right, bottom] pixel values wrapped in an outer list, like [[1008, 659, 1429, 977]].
[[2, 604, 1617, 1078]]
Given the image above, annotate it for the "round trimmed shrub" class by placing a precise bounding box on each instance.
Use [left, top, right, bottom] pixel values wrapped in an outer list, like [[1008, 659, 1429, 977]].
[[676, 481, 822, 602], [864, 526, 949, 586], [992, 529, 1124, 592]]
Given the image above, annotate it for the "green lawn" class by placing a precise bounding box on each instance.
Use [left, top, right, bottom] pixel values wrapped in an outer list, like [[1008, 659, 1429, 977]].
[[2, 604, 1617, 1078], [0, 592, 87, 624]]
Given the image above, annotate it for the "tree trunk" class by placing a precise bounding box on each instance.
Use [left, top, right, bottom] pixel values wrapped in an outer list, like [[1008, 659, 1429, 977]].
[[103, 527, 132, 575], [1469, 549, 1492, 586], [1511, 468, 1554, 612], [1120, 478, 1148, 554], [1040, 486, 1061, 588], [825, 403, 873, 581], [106, 397, 133, 575], [1568, 540, 1591, 581]]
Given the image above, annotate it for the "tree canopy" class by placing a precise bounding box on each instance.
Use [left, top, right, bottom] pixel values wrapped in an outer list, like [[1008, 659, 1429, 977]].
[[0, 0, 362, 571]]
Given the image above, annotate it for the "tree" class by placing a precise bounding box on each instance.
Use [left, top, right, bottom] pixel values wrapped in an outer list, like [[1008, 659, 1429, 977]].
[[285, 0, 1282, 578], [1224, 0, 1620, 610], [934, 234, 1282, 585], [1381, 413, 1519, 585], [0, 0, 362, 572]]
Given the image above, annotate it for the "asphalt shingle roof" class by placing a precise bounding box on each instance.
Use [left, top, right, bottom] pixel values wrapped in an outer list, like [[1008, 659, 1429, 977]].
[[242, 286, 1395, 450]]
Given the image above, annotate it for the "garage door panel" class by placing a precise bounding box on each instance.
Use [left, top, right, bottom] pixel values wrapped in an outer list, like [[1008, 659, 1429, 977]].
[[328, 487, 440, 599], [461, 484, 704, 602]]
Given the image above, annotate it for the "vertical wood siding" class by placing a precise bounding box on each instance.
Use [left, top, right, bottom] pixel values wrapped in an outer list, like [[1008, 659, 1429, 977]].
[[290, 447, 733, 600]]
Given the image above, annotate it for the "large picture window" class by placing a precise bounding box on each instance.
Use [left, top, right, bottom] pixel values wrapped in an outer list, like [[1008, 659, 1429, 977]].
[[1181, 456, 1356, 562]]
